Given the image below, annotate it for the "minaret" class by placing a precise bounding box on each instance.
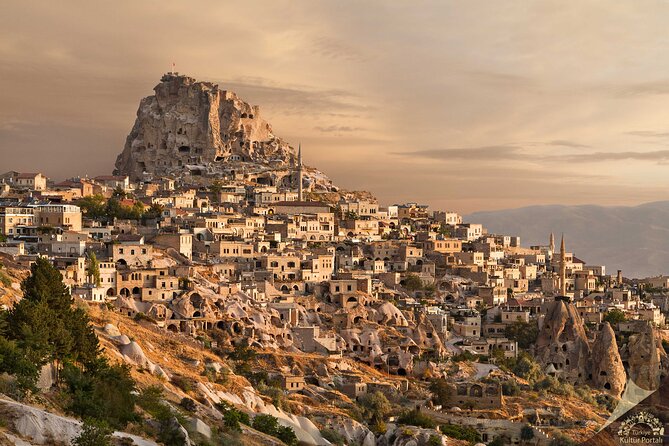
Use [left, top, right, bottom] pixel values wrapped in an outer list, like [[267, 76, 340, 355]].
[[549, 232, 555, 255], [297, 144, 303, 201], [559, 234, 567, 295]]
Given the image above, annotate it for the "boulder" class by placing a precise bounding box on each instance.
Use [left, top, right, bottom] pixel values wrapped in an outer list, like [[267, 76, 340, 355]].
[[189, 417, 211, 439], [103, 323, 121, 337], [120, 341, 152, 369]]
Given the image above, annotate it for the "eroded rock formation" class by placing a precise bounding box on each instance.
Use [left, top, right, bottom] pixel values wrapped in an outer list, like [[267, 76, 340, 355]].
[[114, 73, 296, 180], [590, 322, 626, 396], [535, 299, 591, 384], [627, 322, 664, 391]]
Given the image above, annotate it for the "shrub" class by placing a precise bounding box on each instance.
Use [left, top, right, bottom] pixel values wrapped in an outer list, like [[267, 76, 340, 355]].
[[501, 380, 520, 396], [521, 425, 535, 441], [451, 351, 477, 362], [171, 374, 195, 393], [428, 379, 452, 406], [180, 397, 197, 412], [136, 386, 171, 422], [396, 409, 436, 429], [62, 362, 137, 430], [440, 424, 481, 443], [550, 433, 577, 446], [320, 428, 346, 445], [0, 271, 11, 287], [71, 419, 113, 446], [216, 401, 250, 433], [252, 414, 298, 446]]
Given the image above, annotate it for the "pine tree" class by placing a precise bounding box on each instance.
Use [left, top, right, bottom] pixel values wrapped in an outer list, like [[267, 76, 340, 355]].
[[8, 257, 100, 376], [20, 257, 73, 313]]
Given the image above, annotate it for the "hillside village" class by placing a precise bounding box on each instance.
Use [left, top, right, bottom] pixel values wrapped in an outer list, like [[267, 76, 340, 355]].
[[0, 74, 668, 446]]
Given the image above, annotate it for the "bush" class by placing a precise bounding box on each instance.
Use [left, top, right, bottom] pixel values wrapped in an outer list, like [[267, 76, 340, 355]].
[[0, 271, 11, 287], [504, 321, 539, 350], [136, 386, 171, 422], [451, 350, 477, 362], [521, 425, 534, 441], [428, 379, 452, 406], [603, 309, 626, 325], [429, 435, 443, 446], [396, 409, 436, 428], [252, 414, 298, 446], [171, 374, 195, 393], [501, 380, 520, 396], [62, 362, 137, 430], [550, 433, 577, 446], [320, 428, 346, 445], [71, 419, 113, 446], [217, 401, 250, 433], [357, 391, 391, 424], [180, 397, 197, 412], [439, 424, 481, 443], [489, 435, 509, 446]]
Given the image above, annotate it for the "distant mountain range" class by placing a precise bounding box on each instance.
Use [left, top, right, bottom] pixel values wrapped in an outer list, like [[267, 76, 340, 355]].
[[466, 201, 669, 279]]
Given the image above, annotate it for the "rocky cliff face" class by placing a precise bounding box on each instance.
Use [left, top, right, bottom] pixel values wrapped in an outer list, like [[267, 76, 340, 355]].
[[114, 73, 296, 180], [626, 322, 665, 391], [590, 322, 626, 396], [535, 300, 591, 384]]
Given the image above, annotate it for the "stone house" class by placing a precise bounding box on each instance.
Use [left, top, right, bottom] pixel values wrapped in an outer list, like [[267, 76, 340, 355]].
[[450, 381, 503, 409]]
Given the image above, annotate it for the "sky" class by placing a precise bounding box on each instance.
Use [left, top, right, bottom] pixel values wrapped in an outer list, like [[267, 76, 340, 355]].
[[3, 1, 669, 213]]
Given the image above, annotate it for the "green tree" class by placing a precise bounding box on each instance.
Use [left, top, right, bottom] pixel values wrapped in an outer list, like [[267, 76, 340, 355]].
[[209, 180, 223, 204], [8, 258, 100, 372], [252, 414, 279, 434], [143, 203, 164, 221], [111, 186, 126, 199], [510, 352, 543, 383], [428, 379, 452, 406], [71, 419, 113, 446], [504, 320, 539, 350], [396, 409, 436, 428], [276, 425, 298, 446], [251, 414, 298, 446], [437, 223, 452, 237], [62, 362, 137, 429], [603, 309, 626, 325], [489, 435, 509, 446], [403, 274, 423, 292], [320, 428, 346, 446], [77, 195, 107, 219], [439, 424, 481, 443], [358, 391, 391, 424], [521, 425, 535, 441], [86, 252, 101, 287]]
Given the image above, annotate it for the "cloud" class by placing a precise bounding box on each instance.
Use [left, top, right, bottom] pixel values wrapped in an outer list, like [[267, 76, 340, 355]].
[[211, 76, 370, 117], [314, 125, 364, 133], [625, 130, 669, 138], [560, 150, 669, 163], [310, 36, 370, 62], [392, 145, 525, 161], [546, 140, 590, 149], [614, 80, 669, 97]]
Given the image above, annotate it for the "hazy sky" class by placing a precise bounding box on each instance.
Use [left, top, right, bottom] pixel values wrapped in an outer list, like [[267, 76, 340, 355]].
[[3, 1, 669, 213]]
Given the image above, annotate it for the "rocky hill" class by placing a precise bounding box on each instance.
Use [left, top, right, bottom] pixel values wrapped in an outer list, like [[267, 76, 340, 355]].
[[115, 73, 299, 181], [466, 201, 669, 278]]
